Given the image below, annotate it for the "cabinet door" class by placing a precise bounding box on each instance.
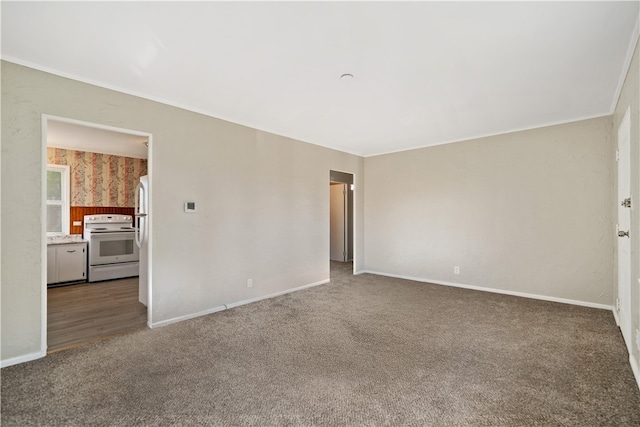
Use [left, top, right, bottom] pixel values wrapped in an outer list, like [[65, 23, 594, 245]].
[[47, 246, 57, 284], [56, 243, 86, 283]]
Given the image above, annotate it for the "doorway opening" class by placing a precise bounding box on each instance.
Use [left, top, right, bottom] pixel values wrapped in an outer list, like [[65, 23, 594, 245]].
[[42, 115, 152, 353], [330, 170, 355, 275]]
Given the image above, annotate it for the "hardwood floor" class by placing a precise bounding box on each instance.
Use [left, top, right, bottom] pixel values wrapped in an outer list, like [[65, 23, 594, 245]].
[[47, 277, 147, 352]]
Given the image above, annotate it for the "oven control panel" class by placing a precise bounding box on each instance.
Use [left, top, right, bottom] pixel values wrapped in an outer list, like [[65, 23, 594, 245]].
[[84, 214, 133, 224]]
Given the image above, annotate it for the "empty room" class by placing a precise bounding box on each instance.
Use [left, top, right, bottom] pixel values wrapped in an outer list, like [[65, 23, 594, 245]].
[[2, 2, 640, 425]]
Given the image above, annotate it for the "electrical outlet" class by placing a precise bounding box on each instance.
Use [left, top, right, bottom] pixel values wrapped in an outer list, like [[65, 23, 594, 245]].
[[247, 278, 253, 288], [73, 221, 82, 226], [454, 266, 460, 275]]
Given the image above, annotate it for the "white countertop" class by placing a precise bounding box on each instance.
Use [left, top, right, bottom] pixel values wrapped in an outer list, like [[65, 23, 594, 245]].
[[47, 235, 87, 245]]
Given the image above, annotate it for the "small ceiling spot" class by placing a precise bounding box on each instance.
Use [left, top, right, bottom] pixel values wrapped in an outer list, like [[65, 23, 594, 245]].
[[340, 73, 354, 80]]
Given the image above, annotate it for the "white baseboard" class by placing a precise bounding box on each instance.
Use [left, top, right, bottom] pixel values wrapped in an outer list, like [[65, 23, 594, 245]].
[[226, 279, 329, 309], [630, 354, 640, 391], [361, 270, 614, 311], [1, 349, 46, 368], [149, 278, 329, 328], [150, 305, 227, 328]]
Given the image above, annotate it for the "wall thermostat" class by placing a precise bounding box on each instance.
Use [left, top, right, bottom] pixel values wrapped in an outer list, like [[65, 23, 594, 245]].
[[184, 201, 196, 213]]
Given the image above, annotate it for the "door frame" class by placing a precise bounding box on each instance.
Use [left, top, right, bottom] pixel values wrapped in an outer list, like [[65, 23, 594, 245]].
[[329, 169, 356, 274], [329, 183, 348, 262], [616, 106, 632, 353], [40, 114, 154, 353]]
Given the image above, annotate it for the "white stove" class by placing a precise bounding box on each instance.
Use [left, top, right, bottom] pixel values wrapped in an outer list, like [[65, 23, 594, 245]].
[[84, 214, 135, 233], [83, 214, 139, 282]]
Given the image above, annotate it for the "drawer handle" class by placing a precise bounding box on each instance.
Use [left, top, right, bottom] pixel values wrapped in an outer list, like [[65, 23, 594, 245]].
[[66, 250, 76, 253]]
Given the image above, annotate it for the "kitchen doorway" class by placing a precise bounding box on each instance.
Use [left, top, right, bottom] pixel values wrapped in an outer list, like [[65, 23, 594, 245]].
[[329, 170, 355, 273], [42, 115, 153, 352]]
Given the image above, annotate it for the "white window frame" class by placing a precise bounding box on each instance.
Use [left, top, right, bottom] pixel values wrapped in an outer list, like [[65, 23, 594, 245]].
[[46, 164, 70, 235]]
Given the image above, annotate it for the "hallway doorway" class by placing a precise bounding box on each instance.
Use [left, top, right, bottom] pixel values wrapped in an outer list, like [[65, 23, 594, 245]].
[[329, 170, 354, 265]]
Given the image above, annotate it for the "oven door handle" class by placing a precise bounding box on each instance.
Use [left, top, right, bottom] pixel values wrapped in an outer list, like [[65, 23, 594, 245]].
[[88, 231, 137, 238]]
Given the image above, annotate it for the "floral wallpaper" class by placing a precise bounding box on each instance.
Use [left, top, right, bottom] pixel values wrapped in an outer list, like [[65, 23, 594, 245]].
[[47, 147, 147, 207]]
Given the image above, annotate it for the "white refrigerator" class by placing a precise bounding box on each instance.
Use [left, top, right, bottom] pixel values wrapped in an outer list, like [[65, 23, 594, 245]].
[[135, 175, 149, 307]]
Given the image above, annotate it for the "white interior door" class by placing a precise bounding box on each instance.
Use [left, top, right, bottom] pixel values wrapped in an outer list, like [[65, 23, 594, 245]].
[[617, 106, 632, 353], [330, 183, 347, 262]]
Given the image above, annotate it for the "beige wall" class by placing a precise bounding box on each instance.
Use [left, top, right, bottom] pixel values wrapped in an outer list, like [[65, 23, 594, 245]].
[[364, 117, 614, 306], [1, 50, 635, 370], [1, 61, 364, 363], [613, 38, 640, 377]]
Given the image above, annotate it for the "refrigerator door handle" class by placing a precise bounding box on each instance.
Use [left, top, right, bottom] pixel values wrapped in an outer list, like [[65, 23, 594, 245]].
[[134, 182, 143, 248]]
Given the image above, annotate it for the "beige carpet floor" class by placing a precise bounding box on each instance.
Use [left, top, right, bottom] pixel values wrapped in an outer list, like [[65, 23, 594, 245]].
[[2, 262, 640, 426]]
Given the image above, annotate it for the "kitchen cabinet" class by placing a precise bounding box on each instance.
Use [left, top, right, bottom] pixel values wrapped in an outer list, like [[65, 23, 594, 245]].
[[47, 246, 57, 285], [47, 242, 87, 285]]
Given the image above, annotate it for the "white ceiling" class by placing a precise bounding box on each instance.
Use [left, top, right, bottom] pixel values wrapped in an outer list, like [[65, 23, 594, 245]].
[[2, 2, 639, 157], [47, 120, 149, 159]]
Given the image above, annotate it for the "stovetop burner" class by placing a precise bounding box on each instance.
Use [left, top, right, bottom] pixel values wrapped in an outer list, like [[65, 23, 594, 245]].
[[83, 214, 135, 233]]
